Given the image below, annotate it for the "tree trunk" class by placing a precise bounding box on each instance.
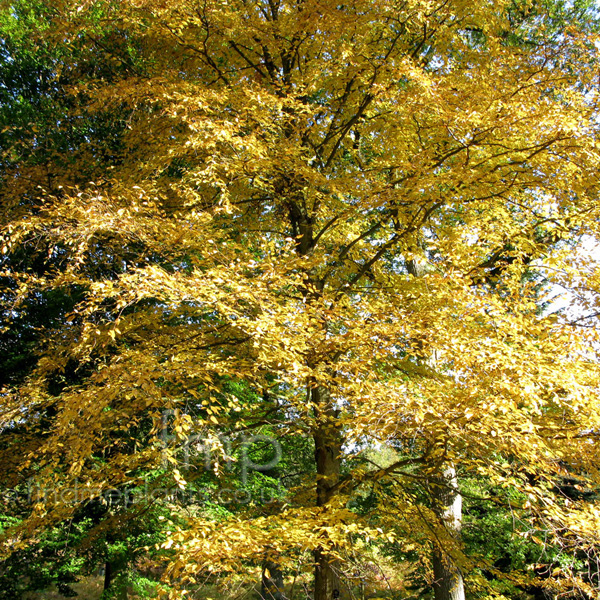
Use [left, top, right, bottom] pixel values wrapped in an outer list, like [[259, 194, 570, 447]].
[[312, 385, 342, 600], [430, 466, 465, 600], [103, 560, 114, 593], [261, 559, 286, 600], [103, 558, 128, 600]]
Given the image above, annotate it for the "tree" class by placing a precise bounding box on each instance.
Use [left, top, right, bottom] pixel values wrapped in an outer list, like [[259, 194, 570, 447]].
[[2, 0, 600, 599]]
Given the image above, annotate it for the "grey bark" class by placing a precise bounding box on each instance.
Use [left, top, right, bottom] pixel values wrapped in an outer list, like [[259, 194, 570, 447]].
[[430, 466, 465, 600], [261, 559, 286, 600]]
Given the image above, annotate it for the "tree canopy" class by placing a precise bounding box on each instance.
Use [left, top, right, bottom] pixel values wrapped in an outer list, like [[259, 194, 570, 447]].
[[2, 0, 600, 599]]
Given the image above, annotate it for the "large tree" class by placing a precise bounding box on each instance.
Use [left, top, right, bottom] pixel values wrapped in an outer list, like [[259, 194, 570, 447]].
[[2, 0, 600, 598]]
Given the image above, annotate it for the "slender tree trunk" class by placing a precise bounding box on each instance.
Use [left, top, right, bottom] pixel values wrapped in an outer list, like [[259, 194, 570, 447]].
[[261, 559, 286, 600], [312, 385, 342, 600], [103, 561, 111, 592], [430, 466, 465, 600], [103, 558, 128, 600]]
